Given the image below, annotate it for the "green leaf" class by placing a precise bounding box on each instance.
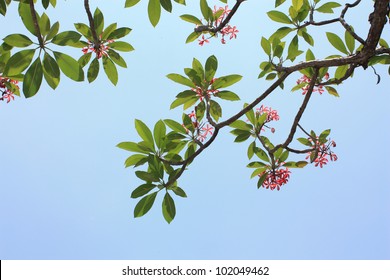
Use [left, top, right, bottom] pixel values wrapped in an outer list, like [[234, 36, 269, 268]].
[[164, 119, 187, 134], [42, 53, 60, 89], [18, 2, 38, 36], [93, 8, 104, 35], [134, 192, 158, 218], [345, 29, 355, 54], [53, 51, 84, 81], [117, 141, 150, 154], [200, 0, 212, 22], [162, 192, 176, 223], [210, 100, 222, 121], [135, 119, 155, 148], [171, 186, 187, 197], [3, 34, 33, 47], [125, 154, 148, 168], [251, 167, 268, 178], [148, 0, 161, 27], [185, 32, 199, 44], [316, 2, 341, 13], [215, 90, 240, 101], [125, 0, 141, 8], [297, 137, 312, 146], [51, 31, 81, 46], [102, 56, 118, 85], [261, 37, 271, 56], [78, 52, 92, 68], [0, 0, 7, 16], [3, 49, 35, 76], [267, 10, 292, 24], [154, 120, 166, 149], [107, 49, 127, 68], [108, 41, 134, 52], [131, 184, 156, 198], [101, 23, 117, 40], [247, 141, 256, 160], [160, 0, 173, 12], [212, 74, 242, 89], [46, 21, 60, 41], [326, 32, 349, 55], [74, 23, 93, 40], [325, 86, 339, 97], [230, 120, 252, 131], [205, 55, 218, 82], [39, 13, 51, 37], [255, 148, 270, 162], [135, 170, 160, 182], [166, 73, 194, 87], [283, 161, 308, 168], [23, 57, 43, 98], [180, 14, 203, 25], [107, 27, 132, 40], [87, 58, 100, 83]]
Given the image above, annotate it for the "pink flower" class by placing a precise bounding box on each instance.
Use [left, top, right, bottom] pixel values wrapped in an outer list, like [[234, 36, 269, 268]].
[[296, 73, 329, 95], [306, 137, 338, 168], [81, 36, 114, 59], [259, 168, 291, 191], [0, 76, 19, 103], [256, 105, 280, 122], [198, 35, 209, 46]]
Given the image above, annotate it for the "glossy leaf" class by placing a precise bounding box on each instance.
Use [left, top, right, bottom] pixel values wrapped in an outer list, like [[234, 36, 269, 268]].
[[134, 192, 157, 218], [148, 0, 161, 27], [131, 184, 156, 198], [162, 192, 176, 223], [102, 56, 118, 85], [23, 58, 43, 98], [180, 14, 203, 25], [212, 74, 242, 89], [135, 119, 155, 148], [42, 53, 60, 89], [51, 31, 81, 46], [326, 32, 349, 55], [3, 49, 35, 76], [53, 51, 84, 81], [267, 10, 292, 24], [3, 34, 33, 47], [87, 58, 99, 83], [125, 0, 141, 8]]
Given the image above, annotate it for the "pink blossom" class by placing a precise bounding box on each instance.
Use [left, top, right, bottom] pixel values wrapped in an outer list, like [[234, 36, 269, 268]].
[[0, 76, 19, 103], [198, 35, 209, 46], [259, 168, 291, 191], [296, 73, 330, 95]]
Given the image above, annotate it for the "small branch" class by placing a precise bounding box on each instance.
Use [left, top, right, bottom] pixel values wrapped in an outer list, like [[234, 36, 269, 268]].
[[194, 0, 246, 33], [217, 72, 290, 128], [84, 0, 100, 45], [271, 69, 319, 153], [285, 146, 314, 154], [29, 0, 44, 48]]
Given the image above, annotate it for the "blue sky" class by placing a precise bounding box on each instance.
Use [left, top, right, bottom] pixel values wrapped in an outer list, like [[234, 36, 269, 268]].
[[1, 0, 389, 259]]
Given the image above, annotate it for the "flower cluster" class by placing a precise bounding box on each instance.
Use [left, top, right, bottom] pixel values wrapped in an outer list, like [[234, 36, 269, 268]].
[[82, 36, 114, 59], [306, 138, 337, 168], [191, 78, 219, 101], [255, 105, 279, 133], [256, 105, 280, 122], [187, 111, 214, 142], [198, 5, 239, 46], [296, 73, 329, 95], [0, 75, 19, 103], [259, 167, 291, 191]]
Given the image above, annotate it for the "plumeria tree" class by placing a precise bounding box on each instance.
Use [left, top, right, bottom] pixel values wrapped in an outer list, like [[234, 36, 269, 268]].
[[1, 0, 389, 223]]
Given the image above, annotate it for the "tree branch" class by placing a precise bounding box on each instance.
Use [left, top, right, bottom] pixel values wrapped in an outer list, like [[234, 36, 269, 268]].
[[84, 0, 100, 46], [29, 0, 44, 48]]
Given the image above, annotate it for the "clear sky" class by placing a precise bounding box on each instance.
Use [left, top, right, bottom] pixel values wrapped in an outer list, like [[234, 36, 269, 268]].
[[1, 0, 389, 259]]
